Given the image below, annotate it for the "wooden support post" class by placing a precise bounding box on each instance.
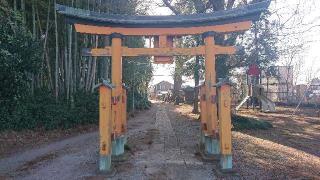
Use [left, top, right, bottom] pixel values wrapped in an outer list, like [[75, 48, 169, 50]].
[[111, 33, 125, 156], [99, 84, 112, 172], [204, 32, 218, 136], [121, 85, 128, 146], [203, 32, 219, 155], [111, 33, 123, 136], [122, 84, 127, 134], [200, 85, 207, 131], [218, 84, 232, 170], [199, 84, 207, 146]]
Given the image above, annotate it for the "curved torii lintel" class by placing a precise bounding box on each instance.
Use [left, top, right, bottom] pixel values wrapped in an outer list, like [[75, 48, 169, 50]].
[[56, 1, 270, 36]]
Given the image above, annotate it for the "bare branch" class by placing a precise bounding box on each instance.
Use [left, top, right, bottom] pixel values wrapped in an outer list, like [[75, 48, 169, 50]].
[[226, 0, 236, 9], [161, 0, 180, 15]]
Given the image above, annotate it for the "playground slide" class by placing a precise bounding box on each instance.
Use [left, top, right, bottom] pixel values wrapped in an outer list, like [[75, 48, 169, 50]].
[[235, 96, 250, 111], [256, 94, 276, 112]]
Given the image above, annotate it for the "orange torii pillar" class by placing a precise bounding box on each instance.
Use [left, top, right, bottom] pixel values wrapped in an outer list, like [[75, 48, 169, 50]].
[[203, 32, 220, 156], [98, 81, 113, 172], [110, 33, 126, 156], [217, 82, 232, 170]]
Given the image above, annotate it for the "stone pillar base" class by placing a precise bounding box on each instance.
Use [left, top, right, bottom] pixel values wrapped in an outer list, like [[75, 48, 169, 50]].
[[112, 135, 125, 156], [200, 131, 206, 146], [99, 155, 111, 172], [204, 136, 220, 155], [124, 135, 128, 145], [220, 154, 232, 170]]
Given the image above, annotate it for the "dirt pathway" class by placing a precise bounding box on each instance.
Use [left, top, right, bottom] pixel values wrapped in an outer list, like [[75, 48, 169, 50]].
[[108, 103, 215, 179]]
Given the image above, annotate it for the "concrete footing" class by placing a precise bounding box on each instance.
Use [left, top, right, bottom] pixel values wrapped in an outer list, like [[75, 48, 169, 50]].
[[204, 136, 220, 155], [220, 154, 232, 170], [200, 131, 206, 146], [124, 135, 128, 145], [99, 155, 111, 172], [112, 135, 125, 156]]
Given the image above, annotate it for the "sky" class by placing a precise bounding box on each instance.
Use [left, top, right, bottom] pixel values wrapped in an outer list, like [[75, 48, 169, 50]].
[[147, 0, 320, 86]]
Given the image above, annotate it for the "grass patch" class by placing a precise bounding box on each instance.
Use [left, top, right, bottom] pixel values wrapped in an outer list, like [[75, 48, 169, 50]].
[[232, 114, 273, 131]]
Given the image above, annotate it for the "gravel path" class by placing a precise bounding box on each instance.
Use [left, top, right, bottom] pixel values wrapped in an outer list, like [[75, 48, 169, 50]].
[[110, 103, 215, 179]]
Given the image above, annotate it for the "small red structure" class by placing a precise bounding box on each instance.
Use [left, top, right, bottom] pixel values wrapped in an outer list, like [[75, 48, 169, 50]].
[[247, 64, 260, 77]]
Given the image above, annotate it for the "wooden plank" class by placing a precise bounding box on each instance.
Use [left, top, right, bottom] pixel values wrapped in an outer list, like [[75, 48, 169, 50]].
[[204, 35, 217, 136], [218, 84, 232, 155], [82, 46, 236, 57], [82, 48, 112, 56], [124, 47, 205, 56], [74, 21, 251, 36], [111, 37, 123, 136], [121, 88, 127, 133], [99, 86, 112, 156], [200, 85, 208, 134]]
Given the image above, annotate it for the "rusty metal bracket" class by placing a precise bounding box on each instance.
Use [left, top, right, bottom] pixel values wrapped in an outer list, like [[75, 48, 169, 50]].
[[202, 94, 206, 101], [211, 95, 217, 104], [112, 96, 120, 105], [202, 123, 208, 131], [213, 78, 232, 88]]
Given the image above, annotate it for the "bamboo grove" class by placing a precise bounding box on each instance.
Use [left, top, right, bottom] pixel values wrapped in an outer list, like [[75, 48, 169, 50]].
[[0, 0, 153, 130]]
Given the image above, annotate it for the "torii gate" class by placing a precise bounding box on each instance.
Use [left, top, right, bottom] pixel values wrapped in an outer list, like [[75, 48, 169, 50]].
[[56, 0, 270, 173]]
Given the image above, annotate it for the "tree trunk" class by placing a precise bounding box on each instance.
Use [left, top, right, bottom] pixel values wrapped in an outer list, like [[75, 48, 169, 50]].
[[70, 0, 75, 104], [192, 55, 200, 113], [103, 36, 110, 80], [54, 0, 59, 100], [14, 0, 17, 11], [64, 40, 68, 97], [32, 0, 36, 37], [60, 49, 65, 95], [43, 0, 53, 91], [90, 58, 97, 92], [173, 74, 183, 105], [73, 30, 78, 92], [21, 0, 25, 23], [79, 34, 87, 90], [173, 59, 183, 105], [31, 0, 37, 95], [91, 35, 99, 92], [67, 24, 73, 100], [85, 57, 92, 91], [90, 0, 102, 92], [84, 1, 91, 92]]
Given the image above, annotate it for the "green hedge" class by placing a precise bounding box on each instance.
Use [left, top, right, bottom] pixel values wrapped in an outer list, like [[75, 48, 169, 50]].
[[0, 88, 153, 131], [232, 114, 273, 131], [0, 90, 98, 131], [126, 90, 151, 111]]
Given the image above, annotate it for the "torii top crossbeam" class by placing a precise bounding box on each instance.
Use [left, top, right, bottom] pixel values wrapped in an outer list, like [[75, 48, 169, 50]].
[[56, 1, 270, 36]]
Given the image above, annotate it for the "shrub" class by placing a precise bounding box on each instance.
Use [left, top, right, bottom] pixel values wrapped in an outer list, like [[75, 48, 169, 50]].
[[0, 90, 99, 131], [232, 114, 273, 131]]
